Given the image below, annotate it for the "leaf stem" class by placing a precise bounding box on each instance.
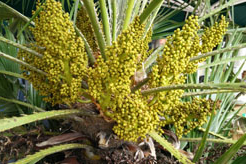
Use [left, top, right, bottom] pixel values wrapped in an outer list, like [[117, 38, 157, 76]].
[[82, 0, 107, 60], [122, 0, 135, 30], [77, 99, 92, 103], [0, 70, 25, 79], [190, 43, 246, 62], [73, 0, 80, 25], [111, 0, 117, 41], [0, 51, 47, 76], [182, 90, 242, 97], [74, 26, 95, 65], [131, 78, 149, 92], [0, 96, 45, 112], [142, 83, 246, 95], [198, 56, 246, 69], [144, 43, 165, 71], [0, 109, 84, 132], [99, 0, 111, 45], [198, 127, 227, 140], [0, 36, 43, 58]]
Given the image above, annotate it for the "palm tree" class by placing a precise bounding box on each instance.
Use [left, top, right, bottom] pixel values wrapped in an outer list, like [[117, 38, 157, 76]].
[[1, 0, 246, 163]]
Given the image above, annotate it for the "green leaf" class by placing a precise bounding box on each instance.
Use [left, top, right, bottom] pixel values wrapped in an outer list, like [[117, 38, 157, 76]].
[[0, 77, 17, 99], [214, 133, 246, 164], [222, 103, 246, 133], [0, 1, 34, 25], [27, 84, 46, 110], [0, 6, 17, 19], [198, 56, 246, 69], [0, 29, 21, 77], [139, 0, 165, 24], [0, 109, 83, 132], [16, 6, 43, 38], [143, 1, 163, 36], [231, 156, 246, 164], [148, 130, 194, 164], [153, 22, 184, 34], [193, 110, 215, 162], [198, 0, 237, 22], [143, 44, 165, 72], [14, 143, 92, 164]]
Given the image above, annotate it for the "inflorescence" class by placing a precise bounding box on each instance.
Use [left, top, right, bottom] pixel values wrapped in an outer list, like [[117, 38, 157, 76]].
[[87, 17, 156, 141], [18, 0, 228, 142], [18, 0, 88, 105], [148, 15, 228, 138], [76, 7, 99, 52]]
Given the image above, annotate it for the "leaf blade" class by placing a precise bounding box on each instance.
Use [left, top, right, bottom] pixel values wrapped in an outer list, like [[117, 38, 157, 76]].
[[14, 143, 92, 164], [149, 130, 194, 164], [0, 109, 82, 132], [214, 133, 246, 164]]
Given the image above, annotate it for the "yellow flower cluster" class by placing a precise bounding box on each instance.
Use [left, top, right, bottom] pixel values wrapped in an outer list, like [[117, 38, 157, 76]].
[[148, 16, 200, 120], [87, 55, 108, 102], [148, 15, 228, 138], [87, 17, 156, 141], [112, 92, 159, 141], [87, 17, 151, 102], [105, 17, 151, 98], [18, 0, 88, 105], [164, 98, 213, 138], [157, 15, 200, 76], [88, 15, 227, 140], [201, 16, 228, 53], [185, 15, 229, 73], [76, 7, 98, 52]]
